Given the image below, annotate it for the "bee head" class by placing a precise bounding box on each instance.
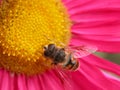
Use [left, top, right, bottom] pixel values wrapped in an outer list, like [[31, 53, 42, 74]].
[[43, 44, 55, 57]]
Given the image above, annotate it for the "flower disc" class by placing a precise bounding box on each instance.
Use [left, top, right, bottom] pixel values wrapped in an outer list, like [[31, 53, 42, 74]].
[[0, 0, 71, 75]]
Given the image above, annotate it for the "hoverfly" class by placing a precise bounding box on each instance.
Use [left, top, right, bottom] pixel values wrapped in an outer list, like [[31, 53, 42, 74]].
[[43, 43, 97, 71]]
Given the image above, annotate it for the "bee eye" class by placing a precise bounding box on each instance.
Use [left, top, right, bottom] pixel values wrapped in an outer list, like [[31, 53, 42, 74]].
[[48, 44, 55, 52], [48, 44, 55, 48], [44, 50, 50, 57]]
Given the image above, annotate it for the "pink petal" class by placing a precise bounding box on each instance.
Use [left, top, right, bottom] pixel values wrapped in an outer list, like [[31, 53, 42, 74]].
[[81, 54, 120, 84], [17, 74, 27, 90], [72, 21, 120, 36], [62, 0, 120, 53], [71, 57, 120, 90], [82, 54, 120, 76], [101, 70, 120, 82], [0, 70, 10, 90], [70, 36, 120, 53], [0, 58, 120, 90], [71, 72, 103, 90], [26, 75, 41, 90], [38, 70, 64, 90], [64, 0, 120, 22]]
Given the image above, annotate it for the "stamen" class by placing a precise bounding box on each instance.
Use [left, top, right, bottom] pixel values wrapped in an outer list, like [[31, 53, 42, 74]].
[[0, 0, 71, 75]]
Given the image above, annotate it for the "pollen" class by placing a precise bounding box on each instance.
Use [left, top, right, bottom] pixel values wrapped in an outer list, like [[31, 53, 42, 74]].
[[0, 0, 71, 75]]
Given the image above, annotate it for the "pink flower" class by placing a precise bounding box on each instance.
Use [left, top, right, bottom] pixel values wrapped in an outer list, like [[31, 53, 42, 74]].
[[0, 0, 120, 90]]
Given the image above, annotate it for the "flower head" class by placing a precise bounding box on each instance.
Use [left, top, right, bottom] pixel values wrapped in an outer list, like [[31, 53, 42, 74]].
[[0, 0, 120, 90]]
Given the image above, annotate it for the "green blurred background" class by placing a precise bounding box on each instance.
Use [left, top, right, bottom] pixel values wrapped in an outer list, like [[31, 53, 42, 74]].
[[95, 52, 120, 65]]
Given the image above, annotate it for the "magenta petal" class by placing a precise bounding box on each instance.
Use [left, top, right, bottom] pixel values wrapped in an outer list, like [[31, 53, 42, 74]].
[[70, 36, 120, 53], [72, 57, 120, 90], [0, 70, 10, 90], [65, 0, 120, 22], [82, 55, 120, 76], [17, 74, 27, 90], [0, 69, 65, 90], [64, 0, 120, 53], [38, 70, 64, 90], [0, 57, 120, 90], [81, 54, 120, 83], [26, 75, 42, 90], [71, 72, 102, 90], [101, 70, 120, 82], [72, 21, 120, 36]]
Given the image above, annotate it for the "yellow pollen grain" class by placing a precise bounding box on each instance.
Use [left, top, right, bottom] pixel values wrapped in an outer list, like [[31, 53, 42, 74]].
[[0, 0, 71, 75]]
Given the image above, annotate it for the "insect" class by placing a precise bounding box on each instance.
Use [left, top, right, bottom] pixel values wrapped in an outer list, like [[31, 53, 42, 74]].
[[43, 43, 97, 71]]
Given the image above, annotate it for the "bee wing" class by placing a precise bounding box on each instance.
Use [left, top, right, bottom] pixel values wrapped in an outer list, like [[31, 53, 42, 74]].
[[53, 66, 73, 90], [67, 45, 97, 58]]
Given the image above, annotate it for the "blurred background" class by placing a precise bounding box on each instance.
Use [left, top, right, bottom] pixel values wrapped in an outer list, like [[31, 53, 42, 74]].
[[95, 52, 120, 65]]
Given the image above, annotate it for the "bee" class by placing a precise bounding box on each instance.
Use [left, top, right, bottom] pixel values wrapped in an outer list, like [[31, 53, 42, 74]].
[[43, 43, 97, 71]]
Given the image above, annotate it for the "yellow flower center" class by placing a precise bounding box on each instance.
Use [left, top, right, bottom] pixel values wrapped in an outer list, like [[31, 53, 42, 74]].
[[0, 0, 71, 75]]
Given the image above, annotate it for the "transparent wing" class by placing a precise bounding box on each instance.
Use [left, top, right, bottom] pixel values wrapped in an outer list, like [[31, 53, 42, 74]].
[[53, 66, 73, 90], [67, 45, 98, 58]]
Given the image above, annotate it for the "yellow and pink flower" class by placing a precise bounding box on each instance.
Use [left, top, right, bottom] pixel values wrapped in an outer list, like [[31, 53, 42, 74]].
[[0, 0, 120, 90]]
